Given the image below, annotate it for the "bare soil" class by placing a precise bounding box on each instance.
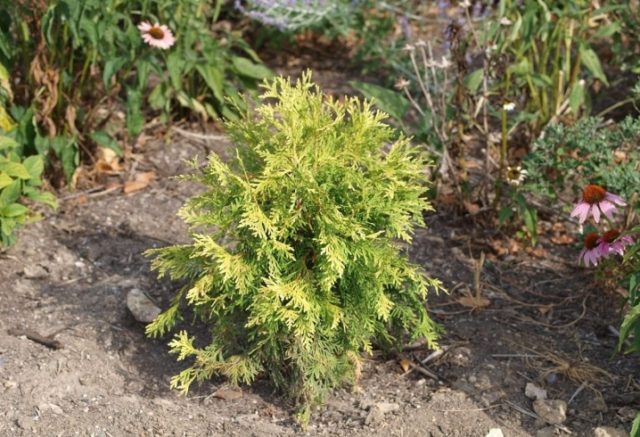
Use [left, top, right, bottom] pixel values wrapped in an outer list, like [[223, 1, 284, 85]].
[[0, 127, 638, 437]]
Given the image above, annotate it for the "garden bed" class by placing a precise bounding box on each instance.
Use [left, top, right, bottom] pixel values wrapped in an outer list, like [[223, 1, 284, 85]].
[[0, 127, 637, 436]]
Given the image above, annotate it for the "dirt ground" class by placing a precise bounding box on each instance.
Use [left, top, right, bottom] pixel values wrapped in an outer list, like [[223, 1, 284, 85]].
[[0, 121, 638, 437]]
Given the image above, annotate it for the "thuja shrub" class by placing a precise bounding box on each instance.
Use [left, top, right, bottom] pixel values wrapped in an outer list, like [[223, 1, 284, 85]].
[[146, 71, 443, 422]]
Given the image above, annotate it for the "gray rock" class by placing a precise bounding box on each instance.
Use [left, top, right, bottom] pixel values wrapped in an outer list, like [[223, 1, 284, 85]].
[[23, 264, 49, 279], [533, 399, 567, 425], [364, 402, 399, 425], [592, 426, 629, 437], [535, 427, 556, 437], [126, 288, 161, 323], [525, 382, 547, 401]]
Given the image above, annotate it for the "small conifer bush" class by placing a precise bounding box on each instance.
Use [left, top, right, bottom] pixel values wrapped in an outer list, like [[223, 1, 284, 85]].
[[146, 71, 443, 422]]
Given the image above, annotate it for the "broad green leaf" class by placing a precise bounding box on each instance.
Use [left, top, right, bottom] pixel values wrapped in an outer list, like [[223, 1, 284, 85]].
[[23, 187, 58, 208], [0, 180, 21, 205], [196, 65, 224, 102], [23, 155, 44, 180], [90, 131, 123, 156], [1, 217, 16, 240], [0, 160, 30, 179], [349, 81, 409, 121], [464, 69, 484, 93], [580, 44, 608, 85], [0, 172, 12, 189], [0, 106, 15, 132], [1, 203, 28, 218], [231, 57, 273, 80], [0, 135, 18, 150]]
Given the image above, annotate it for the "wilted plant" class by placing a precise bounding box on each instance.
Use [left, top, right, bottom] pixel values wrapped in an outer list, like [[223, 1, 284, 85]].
[[146, 71, 443, 424]]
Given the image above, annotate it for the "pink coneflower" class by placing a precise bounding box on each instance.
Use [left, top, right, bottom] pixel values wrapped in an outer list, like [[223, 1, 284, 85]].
[[570, 184, 626, 224], [138, 22, 175, 49], [598, 229, 634, 256], [579, 232, 602, 267]]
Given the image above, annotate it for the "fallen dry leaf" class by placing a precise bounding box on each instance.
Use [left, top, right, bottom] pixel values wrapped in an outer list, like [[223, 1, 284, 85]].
[[398, 358, 411, 373], [463, 201, 481, 215], [458, 295, 490, 310], [123, 171, 156, 194]]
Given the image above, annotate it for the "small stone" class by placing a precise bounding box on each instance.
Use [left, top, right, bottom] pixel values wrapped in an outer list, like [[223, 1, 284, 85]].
[[126, 288, 161, 323], [23, 264, 49, 279], [587, 396, 607, 413], [535, 427, 556, 437], [376, 402, 399, 414], [545, 372, 558, 384], [617, 406, 637, 422], [533, 399, 567, 425], [38, 403, 64, 415], [592, 426, 629, 437], [449, 347, 472, 367], [212, 388, 243, 401], [364, 406, 385, 425], [525, 382, 548, 401], [485, 429, 504, 437], [15, 416, 34, 430]]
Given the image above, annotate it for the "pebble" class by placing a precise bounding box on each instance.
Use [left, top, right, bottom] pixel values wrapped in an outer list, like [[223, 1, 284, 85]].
[[213, 388, 243, 401], [126, 288, 161, 323], [592, 426, 629, 437], [535, 427, 556, 437], [364, 402, 400, 425], [23, 264, 49, 279], [533, 399, 567, 425], [525, 382, 548, 401], [485, 429, 504, 437]]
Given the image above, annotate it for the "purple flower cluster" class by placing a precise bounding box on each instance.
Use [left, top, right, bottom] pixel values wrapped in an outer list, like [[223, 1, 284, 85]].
[[570, 184, 634, 267], [234, 0, 355, 31]]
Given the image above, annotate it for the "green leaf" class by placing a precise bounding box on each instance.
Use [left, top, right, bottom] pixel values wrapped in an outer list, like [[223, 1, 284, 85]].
[[509, 58, 530, 76], [579, 44, 608, 85], [594, 22, 620, 39], [23, 187, 58, 208], [167, 51, 183, 90], [0, 136, 19, 150], [0, 160, 30, 179], [349, 81, 409, 121], [0, 172, 12, 189], [569, 81, 585, 115], [22, 155, 44, 180], [1, 217, 16, 241], [196, 65, 224, 102], [231, 56, 272, 80], [126, 88, 144, 137], [464, 69, 484, 93], [631, 413, 640, 437], [90, 131, 123, 156], [618, 303, 640, 352], [1, 203, 28, 217], [498, 206, 513, 224], [0, 180, 21, 205], [102, 57, 128, 88]]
